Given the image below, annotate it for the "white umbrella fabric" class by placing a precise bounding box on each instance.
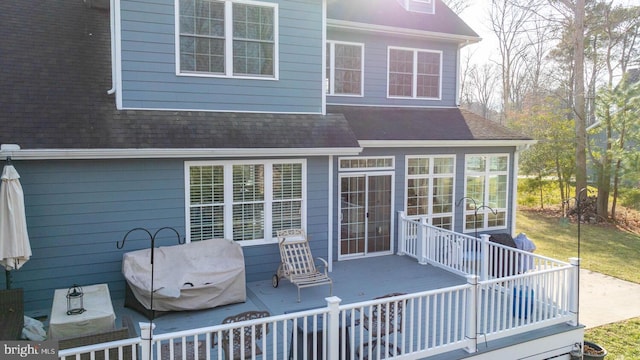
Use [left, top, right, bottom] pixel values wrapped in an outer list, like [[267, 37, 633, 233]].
[[0, 164, 32, 272]]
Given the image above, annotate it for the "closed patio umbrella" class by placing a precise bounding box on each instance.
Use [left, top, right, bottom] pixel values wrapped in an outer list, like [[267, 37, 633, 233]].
[[0, 163, 32, 288]]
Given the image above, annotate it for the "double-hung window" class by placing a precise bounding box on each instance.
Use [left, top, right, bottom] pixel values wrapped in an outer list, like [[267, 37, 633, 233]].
[[406, 156, 455, 229], [178, 0, 277, 78], [388, 47, 441, 99], [187, 160, 305, 245], [463, 154, 509, 232], [326, 41, 364, 96]]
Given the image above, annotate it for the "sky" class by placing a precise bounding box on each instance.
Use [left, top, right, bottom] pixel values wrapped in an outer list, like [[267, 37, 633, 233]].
[[456, 0, 640, 66]]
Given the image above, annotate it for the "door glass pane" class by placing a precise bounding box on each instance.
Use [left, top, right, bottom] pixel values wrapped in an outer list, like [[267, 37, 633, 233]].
[[367, 175, 391, 253], [340, 176, 365, 255]]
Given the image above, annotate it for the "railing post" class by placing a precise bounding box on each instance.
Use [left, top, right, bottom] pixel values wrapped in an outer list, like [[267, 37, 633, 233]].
[[326, 296, 342, 360], [397, 211, 406, 255], [465, 275, 478, 353], [569, 257, 580, 326], [480, 234, 490, 281], [139, 322, 155, 360], [420, 217, 429, 264]]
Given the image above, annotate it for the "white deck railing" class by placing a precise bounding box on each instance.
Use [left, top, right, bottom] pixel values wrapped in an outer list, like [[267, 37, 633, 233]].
[[397, 211, 570, 280], [58, 215, 578, 360]]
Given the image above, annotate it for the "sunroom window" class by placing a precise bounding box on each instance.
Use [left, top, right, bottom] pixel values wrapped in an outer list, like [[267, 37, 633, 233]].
[[406, 156, 455, 229], [178, 0, 277, 78], [463, 154, 509, 233], [187, 160, 305, 245]]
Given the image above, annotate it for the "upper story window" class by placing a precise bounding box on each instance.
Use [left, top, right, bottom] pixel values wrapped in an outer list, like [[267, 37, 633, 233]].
[[388, 47, 441, 99], [463, 154, 509, 233], [326, 41, 364, 96], [178, 0, 278, 79]]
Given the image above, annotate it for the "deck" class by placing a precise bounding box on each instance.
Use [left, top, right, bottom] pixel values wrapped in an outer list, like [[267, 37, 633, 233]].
[[117, 255, 465, 335], [56, 218, 584, 359]]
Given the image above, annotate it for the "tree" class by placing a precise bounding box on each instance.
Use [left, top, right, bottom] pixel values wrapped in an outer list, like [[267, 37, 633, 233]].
[[585, 3, 640, 219], [443, 0, 470, 14], [512, 96, 576, 208], [591, 73, 640, 219]]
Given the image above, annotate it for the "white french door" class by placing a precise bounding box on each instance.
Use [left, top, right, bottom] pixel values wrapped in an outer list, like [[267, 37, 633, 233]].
[[338, 172, 393, 259]]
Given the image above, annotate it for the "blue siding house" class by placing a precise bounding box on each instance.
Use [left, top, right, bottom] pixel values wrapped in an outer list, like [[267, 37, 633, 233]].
[[1, 0, 534, 317]]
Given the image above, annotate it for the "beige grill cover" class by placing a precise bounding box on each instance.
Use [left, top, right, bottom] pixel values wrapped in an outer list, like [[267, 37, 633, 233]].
[[122, 238, 246, 311]]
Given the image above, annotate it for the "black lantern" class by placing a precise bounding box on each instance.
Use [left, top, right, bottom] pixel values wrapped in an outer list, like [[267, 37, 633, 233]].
[[66, 284, 85, 315]]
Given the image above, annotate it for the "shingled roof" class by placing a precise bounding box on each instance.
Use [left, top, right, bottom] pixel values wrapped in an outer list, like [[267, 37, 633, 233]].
[[327, 0, 479, 39], [0, 1, 359, 152], [0, 1, 522, 156], [328, 106, 531, 142]]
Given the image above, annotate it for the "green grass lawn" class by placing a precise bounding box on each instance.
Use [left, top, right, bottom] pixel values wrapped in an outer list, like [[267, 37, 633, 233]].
[[516, 210, 640, 284], [516, 209, 640, 359]]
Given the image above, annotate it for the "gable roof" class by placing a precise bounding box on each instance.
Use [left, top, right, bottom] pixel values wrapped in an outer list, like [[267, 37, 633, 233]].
[[0, 0, 359, 158], [327, 0, 479, 41], [0, 1, 521, 160]]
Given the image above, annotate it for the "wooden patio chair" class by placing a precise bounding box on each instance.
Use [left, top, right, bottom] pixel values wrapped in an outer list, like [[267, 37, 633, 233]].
[[212, 310, 270, 360], [356, 293, 406, 359], [272, 229, 333, 302]]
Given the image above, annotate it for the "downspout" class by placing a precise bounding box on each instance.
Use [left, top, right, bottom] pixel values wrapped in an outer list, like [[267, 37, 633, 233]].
[[321, 0, 327, 115], [327, 155, 333, 272], [107, 0, 116, 95], [511, 144, 531, 235]]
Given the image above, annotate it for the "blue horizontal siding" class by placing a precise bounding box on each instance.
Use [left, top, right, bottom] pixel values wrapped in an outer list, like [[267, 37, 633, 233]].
[[119, 0, 323, 113], [10, 157, 332, 312], [326, 29, 460, 107]]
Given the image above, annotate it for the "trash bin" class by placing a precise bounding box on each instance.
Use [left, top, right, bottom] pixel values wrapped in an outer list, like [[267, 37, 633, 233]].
[[583, 341, 607, 359], [512, 286, 534, 319]]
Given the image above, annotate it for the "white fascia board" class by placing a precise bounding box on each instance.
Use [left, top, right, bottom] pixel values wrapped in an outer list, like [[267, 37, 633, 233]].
[[327, 19, 481, 45], [359, 139, 537, 148], [0, 147, 363, 160]]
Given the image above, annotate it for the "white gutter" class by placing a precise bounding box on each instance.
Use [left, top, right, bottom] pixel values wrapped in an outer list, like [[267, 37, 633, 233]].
[[107, 0, 116, 95], [327, 19, 481, 44], [0, 147, 363, 160], [359, 139, 537, 148]]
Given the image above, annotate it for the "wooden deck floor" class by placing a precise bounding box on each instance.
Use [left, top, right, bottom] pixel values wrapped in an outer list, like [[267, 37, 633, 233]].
[[110, 254, 465, 335]]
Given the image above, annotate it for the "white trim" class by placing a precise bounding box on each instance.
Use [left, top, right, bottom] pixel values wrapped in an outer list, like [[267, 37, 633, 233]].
[[358, 140, 537, 148], [184, 159, 307, 246], [337, 170, 396, 260], [326, 40, 365, 97], [326, 103, 459, 109], [0, 147, 363, 160], [387, 46, 442, 100], [462, 153, 510, 233], [327, 19, 481, 44], [404, 154, 456, 229], [175, 0, 279, 80], [114, 0, 123, 109], [322, 0, 327, 115], [327, 155, 333, 271], [115, 105, 324, 114], [338, 156, 395, 171]]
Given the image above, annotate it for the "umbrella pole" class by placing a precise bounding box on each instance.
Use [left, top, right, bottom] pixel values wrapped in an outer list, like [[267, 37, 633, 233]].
[[5, 269, 11, 290]]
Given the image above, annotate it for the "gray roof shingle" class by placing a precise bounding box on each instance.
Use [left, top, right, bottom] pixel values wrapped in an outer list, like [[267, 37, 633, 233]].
[[0, 1, 359, 151], [1, 1, 520, 154], [327, 0, 479, 39], [328, 106, 531, 141]]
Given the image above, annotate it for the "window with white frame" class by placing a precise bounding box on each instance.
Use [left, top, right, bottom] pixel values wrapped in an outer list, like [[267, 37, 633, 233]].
[[406, 156, 455, 229], [178, 0, 277, 78], [463, 154, 509, 232], [326, 41, 364, 96], [187, 160, 304, 244], [388, 47, 441, 99]]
